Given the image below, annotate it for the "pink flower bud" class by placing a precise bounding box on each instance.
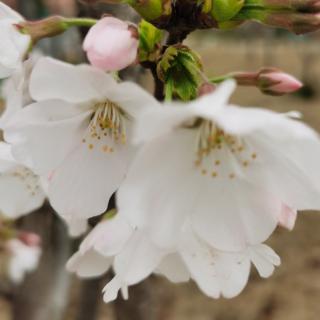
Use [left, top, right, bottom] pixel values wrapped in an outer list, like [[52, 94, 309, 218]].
[[18, 232, 41, 247], [198, 83, 216, 96], [258, 69, 303, 95], [83, 17, 139, 72]]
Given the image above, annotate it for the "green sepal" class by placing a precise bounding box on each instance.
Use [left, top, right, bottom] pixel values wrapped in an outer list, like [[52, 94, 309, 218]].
[[157, 46, 203, 101], [138, 20, 164, 63], [211, 0, 245, 22]]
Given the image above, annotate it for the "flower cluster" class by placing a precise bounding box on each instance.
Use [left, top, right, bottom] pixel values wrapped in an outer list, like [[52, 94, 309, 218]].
[[0, 0, 319, 304]]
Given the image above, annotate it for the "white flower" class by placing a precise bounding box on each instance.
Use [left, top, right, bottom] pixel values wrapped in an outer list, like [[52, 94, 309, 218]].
[[102, 220, 280, 302], [66, 213, 133, 278], [0, 2, 31, 79], [67, 213, 279, 303], [117, 80, 320, 252], [6, 238, 41, 283], [0, 142, 45, 218], [5, 57, 160, 221]]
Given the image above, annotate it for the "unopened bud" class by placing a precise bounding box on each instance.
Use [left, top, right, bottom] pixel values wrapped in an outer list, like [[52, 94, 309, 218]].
[[18, 232, 41, 247], [259, 0, 320, 13], [198, 83, 217, 96], [264, 11, 320, 34], [211, 0, 244, 22], [227, 68, 302, 95], [233, 0, 320, 34], [83, 17, 139, 71], [257, 68, 303, 95]]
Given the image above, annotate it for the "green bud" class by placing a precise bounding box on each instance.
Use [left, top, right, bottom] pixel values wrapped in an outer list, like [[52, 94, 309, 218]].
[[211, 0, 245, 22], [157, 46, 203, 101], [127, 0, 172, 22]]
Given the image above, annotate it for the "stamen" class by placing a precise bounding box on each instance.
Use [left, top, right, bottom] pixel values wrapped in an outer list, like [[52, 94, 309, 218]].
[[83, 100, 128, 152], [194, 120, 258, 179]]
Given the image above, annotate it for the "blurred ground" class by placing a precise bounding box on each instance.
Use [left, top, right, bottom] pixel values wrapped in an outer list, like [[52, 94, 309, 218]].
[[1, 9, 320, 319]]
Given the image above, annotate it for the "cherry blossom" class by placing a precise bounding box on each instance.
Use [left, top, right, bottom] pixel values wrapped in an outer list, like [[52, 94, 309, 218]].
[[0, 142, 45, 218], [117, 80, 320, 252], [103, 220, 280, 302], [5, 237, 41, 283], [4, 57, 160, 222]]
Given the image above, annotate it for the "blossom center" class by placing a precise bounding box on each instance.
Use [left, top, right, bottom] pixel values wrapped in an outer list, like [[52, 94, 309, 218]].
[[82, 100, 128, 152], [194, 120, 257, 179], [9, 167, 40, 196]]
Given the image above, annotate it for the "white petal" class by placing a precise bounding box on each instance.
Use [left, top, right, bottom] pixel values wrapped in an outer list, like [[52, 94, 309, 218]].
[[212, 106, 289, 135], [178, 227, 250, 299], [49, 134, 135, 219], [30, 57, 117, 103], [0, 63, 13, 78], [0, 142, 17, 170], [109, 82, 160, 120], [67, 249, 112, 278], [80, 214, 133, 256], [192, 178, 281, 251], [245, 128, 320, 209], [0, 2, 23, 21], [0, 22, 30, 73], [0, 165, 45, 218], [278, 204, 297, 231], [113, 231, 166, 285], [133, 105, 196, 144], [119, 128, 280, 251], [189, 80, 236, 120], [118, 129, 198, 248], [156, 253, 190, 283], [4, 100, 92, 174], [103, 276, 123, 303], [65, 217, 88, 238], [248, 244, 281, 278], [133, 80, 236, 144]]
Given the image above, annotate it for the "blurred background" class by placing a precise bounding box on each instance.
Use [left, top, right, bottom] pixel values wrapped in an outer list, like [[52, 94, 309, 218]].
[[1, 0, 320, 319]]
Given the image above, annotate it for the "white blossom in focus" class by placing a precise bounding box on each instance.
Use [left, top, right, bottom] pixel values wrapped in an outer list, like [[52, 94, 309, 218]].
[[117, 80, 320, 252], [0, 142, 45, 218], [6, 238, 41, 283], [0, 2, 31, 78], [5, 57, 160, 222]]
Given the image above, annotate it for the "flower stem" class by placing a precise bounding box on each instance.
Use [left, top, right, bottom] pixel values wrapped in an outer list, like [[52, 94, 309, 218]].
[[20, 16, 97, 44], [63, 17, 98, 28]]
